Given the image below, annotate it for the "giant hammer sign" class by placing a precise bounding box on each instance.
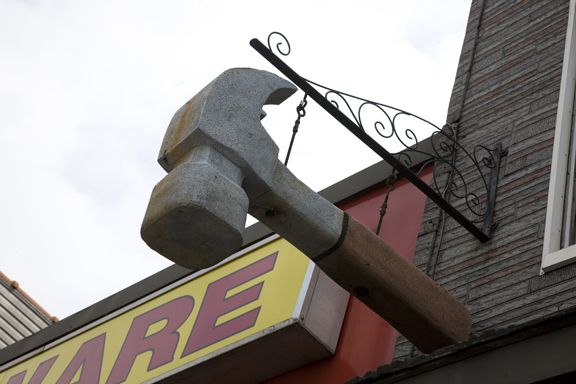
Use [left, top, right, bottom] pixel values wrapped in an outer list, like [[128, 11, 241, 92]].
[[141, 68, 472, 353]]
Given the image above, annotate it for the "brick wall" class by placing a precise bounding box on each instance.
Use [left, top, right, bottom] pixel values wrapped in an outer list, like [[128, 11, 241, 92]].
[[395, 0, 573, 359]]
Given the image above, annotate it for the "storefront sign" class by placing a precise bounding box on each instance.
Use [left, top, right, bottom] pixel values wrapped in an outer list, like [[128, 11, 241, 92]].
[[0, 238, 321, 384]]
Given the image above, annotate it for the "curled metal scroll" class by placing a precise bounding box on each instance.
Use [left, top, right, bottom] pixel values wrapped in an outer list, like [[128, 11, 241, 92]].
[[266, 32, 502, 225], [267, 32, 291, 56]]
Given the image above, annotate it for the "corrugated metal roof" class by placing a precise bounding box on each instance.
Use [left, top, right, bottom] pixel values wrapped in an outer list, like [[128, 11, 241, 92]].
[[0, 271, 56, 349]]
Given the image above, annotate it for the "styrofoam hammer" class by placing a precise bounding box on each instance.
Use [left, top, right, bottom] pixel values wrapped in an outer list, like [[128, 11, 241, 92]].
[[141, 68, 471, 354]]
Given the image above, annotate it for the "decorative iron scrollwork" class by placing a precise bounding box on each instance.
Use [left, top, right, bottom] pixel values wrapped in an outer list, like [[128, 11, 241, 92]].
[[267, 32, 291, 56], [253, 32, 506, 241]]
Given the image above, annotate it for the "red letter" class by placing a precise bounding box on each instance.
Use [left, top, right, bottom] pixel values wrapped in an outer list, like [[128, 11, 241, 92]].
[[29, 356, 58, 384], [6, 356, 58, 384], [5, 356, 57, 384], [56, 334, 105, 384], [182, 252, 277, 357], [106, 296, 194, 384], [6, 371, 26, 384]]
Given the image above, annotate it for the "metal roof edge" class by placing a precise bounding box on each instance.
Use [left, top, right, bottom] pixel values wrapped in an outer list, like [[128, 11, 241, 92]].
[[345, 305, 576, 384], [0, 270, 57, 324]]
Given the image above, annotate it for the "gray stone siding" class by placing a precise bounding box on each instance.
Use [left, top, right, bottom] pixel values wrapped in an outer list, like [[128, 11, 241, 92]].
[[395, 0, 573, 359]]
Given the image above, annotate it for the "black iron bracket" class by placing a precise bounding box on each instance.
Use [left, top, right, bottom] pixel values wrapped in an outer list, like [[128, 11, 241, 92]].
[[251, 33, 506, 242]]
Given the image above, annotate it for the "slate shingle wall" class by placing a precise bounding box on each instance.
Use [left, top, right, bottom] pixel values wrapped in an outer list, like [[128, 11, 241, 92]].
[[395, 0, 573, 359]]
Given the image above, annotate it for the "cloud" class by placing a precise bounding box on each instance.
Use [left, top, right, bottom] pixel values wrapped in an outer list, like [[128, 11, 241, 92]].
[[0, 0, 471, 319]]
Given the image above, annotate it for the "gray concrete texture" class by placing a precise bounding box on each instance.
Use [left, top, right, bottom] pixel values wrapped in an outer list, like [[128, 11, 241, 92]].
[[141, 68, 344, 269]]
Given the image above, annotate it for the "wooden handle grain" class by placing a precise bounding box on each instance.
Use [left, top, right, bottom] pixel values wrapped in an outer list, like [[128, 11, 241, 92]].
[[313, 214, 471, 354]]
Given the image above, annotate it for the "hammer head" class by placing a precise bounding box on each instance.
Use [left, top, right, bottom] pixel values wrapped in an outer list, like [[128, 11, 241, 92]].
[[141, 68, 297, 269]]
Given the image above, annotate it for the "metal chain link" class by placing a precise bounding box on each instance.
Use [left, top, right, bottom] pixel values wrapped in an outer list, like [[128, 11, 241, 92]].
[[284, 94, 308, 166], [376, 173, 397, 236]]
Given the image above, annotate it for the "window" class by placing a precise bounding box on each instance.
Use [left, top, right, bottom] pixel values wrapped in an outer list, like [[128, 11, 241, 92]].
[[543, 0, 576, 273]]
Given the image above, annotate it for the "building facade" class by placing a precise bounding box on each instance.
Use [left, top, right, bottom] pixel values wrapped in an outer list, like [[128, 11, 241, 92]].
[[351, 0, 576, 382], [3, 0, 576, 382]]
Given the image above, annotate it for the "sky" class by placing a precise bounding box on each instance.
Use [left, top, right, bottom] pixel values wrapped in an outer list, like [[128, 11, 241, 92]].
[[0, 0, 471, 320]]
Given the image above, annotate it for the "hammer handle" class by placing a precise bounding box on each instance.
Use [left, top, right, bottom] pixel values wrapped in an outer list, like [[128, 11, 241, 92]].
[[250, 163, 470, 353], [313, 214, 471, 354]]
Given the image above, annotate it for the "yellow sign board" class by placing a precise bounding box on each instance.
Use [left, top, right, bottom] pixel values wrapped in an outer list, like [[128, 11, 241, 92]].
[[0, 238, 311, 384]]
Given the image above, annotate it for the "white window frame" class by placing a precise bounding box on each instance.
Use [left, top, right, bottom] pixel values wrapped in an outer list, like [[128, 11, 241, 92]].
[[542, 0, 576, 274]]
